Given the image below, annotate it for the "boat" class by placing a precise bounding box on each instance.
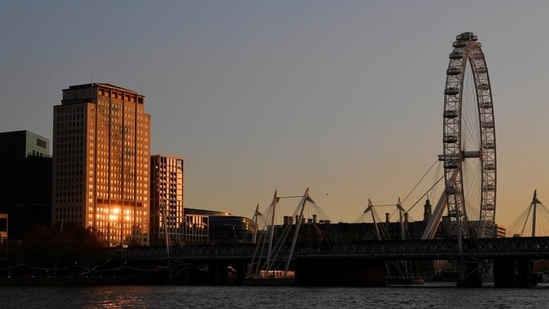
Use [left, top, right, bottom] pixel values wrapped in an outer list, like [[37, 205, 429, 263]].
[[243, 270, 295, 286], [385, 260, 424, 286], [386, 275, 425, 285]]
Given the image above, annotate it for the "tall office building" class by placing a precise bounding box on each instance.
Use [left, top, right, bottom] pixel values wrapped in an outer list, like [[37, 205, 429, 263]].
[[150, 155, 184, 246], [52, 83, 151, 246]]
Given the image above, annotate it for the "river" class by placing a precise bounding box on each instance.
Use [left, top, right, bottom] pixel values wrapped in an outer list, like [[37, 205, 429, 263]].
[[1, 283, 549, 308]]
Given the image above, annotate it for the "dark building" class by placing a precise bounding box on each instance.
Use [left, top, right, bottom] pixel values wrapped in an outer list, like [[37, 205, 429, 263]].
[[0, 130, 52, 240], [209, 215, 256, 244], [184, 208, 256, 244]]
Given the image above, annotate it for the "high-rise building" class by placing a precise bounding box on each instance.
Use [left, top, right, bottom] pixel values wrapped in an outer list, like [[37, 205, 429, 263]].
[[0, 130, 52, 240], [150, 154, 184, 246], [52, 83, 151, 246]]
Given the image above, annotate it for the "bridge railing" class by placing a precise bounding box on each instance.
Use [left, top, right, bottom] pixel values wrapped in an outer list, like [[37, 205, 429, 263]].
[[115, 237, 549, 261]]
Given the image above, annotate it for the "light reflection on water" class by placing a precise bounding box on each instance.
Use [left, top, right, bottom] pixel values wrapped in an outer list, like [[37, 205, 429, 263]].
[[2, 283, 549, 309]]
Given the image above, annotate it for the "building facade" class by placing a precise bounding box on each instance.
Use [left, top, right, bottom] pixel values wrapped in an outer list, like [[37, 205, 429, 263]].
[[0, 130, 52, 240], [52, 83, 151, 246], [150, 155, 184, 246], [184, 208, 256, 245], [209, 215, 256, 244], [184, 208, 230, 244], [0, 130, 50, 158], [184, 212, 209, 244]]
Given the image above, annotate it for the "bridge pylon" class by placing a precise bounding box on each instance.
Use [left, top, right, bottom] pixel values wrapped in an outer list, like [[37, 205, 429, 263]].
[[507, 190, 549, 237]]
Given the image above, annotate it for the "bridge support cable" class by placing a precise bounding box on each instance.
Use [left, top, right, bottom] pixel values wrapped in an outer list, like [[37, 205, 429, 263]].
[[246, 191, 282, 278], [422, 171, 458, 239], [421, 192, 447, 240], [532, 190, 539, 237], [284, 188, 310, 277], [246, 187, 353, 281], [401, 158, 440, 205], [265, 191, 279, 272], [362, 199, 393, 241], [507, 190, 549, 237], [404, 173, 444, 216]]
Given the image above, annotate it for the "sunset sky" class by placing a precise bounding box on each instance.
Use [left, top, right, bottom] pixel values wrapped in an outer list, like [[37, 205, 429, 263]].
[[1, 1, 548, 229]]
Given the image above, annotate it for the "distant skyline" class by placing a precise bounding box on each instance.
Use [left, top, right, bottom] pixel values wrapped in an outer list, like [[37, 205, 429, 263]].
[[2, 1, 549, 230]]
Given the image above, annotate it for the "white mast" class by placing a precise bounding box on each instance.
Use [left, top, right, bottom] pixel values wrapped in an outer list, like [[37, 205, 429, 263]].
[[252, 203, 261, 244], [284, 188, 312, 277], [365, 199, 382, 240], [265, 190, 279, 271], [532, 190, 540, 237], [397, 198, 406, 240]]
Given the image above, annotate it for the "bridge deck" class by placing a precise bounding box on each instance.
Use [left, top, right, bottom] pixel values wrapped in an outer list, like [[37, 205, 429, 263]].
[[117, 237, 549, 261]]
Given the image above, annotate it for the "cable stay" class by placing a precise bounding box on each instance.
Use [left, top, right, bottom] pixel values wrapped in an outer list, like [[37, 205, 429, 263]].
[[244, 188, 353, 285], [507, 190, 549, 237]]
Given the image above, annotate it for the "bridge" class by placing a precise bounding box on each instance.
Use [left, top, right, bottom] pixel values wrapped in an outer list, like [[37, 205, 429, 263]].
[[122, 237, 549, 261], [111, 237, 549, 287], [116, 183, 549, 287]]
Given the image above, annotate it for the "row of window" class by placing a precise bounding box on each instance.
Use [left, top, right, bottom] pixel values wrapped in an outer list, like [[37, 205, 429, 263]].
[[54, 214, 82, 222], [56, 104, 85, 114], [97, 90, 144, 104], [55, 169, 84, 177], [55, 198, 84, 204]]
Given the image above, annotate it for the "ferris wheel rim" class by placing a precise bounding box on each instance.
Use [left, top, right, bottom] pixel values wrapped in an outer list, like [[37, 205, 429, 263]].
[[441, 32, 497, 238]]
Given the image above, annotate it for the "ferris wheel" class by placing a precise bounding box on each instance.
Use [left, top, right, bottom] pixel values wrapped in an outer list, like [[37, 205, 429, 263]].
[[441, 32, 497, 238]]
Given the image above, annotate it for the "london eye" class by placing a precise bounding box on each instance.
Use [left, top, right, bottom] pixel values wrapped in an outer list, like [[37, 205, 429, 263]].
[[423, 32, 497, 239], [442, 31, 497, 238]]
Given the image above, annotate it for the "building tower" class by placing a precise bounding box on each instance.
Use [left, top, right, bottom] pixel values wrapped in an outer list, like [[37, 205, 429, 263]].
[[52, 83, 151, 246], [423, 199, 432, 223], [150, 155, 184, 246]]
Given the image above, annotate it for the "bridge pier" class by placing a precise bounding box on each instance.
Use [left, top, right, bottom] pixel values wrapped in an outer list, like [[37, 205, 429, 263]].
[[295, 258, 385, 286], [493, 258, 535, 288], [207, 261, 229, 285], [233, 261, 248, 285], [517, 258, 534, 287], [494, 258, 515, 287], [456, 260, 483, 287]]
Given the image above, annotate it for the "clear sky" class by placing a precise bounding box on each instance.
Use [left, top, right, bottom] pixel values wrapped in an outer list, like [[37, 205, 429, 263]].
[[1, 1, 548, 229]]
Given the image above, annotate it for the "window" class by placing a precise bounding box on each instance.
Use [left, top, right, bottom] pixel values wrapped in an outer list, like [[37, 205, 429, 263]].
[[37, 138, 47, 148]]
